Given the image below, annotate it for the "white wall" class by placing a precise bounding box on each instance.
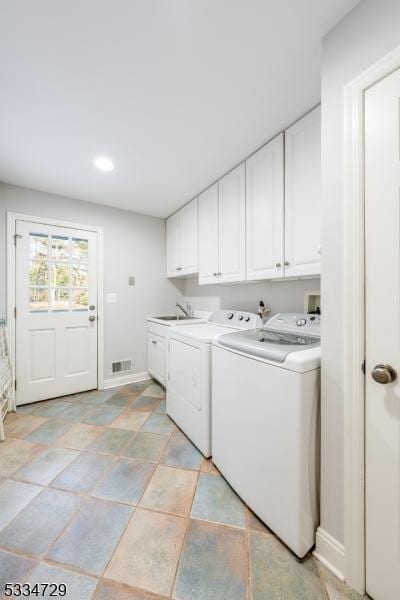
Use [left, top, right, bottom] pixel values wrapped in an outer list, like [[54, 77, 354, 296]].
[[0, 183, 185, 382], [321, 0, 400, 550], [184, 277, 320, 316]]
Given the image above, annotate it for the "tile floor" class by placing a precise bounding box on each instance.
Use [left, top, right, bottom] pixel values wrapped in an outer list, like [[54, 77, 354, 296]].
[[0, 380, 363, 600]]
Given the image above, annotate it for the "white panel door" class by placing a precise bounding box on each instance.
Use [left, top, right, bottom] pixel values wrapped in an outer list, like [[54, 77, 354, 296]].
[[218, 163, 246, 283], [166, 212, 181, 277], [365, 68, 400, 600], [198, 183, 219, 285], [285, 106, 321, 277], [15, 220, 98, 405], [180, 198, 198, 275], [246, 134, 284, 280]]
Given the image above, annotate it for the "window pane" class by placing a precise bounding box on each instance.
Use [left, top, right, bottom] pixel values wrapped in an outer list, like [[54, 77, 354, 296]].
[[50, 263, 69, 286], [72, 289, 88, 310], [51, 236, 69, 260], [51, 288, 69, 311], [72, 263, 88, 287], [29, 234, 48, 260], [30, 288, 49, 311], [29, 261, 49, 286], [71, 238, 88, 262]]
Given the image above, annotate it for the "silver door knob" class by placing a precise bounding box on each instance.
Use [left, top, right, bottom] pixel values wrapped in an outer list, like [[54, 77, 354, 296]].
[[89, 315, 96, 322], [371, 364, 397, 384]]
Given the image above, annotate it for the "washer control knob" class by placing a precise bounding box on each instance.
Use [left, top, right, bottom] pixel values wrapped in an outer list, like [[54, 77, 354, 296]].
[[227, 312, 234, 320], [297, 318, 307, 326], [245, 316, 251, 322], [238, 315, 244, 321]]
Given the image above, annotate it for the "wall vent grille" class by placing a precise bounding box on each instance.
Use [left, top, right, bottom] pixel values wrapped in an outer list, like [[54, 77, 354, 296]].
[[112, 359, 132, 374]]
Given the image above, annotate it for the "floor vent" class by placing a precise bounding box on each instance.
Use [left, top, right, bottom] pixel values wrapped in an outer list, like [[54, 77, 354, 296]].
[[112, 359, 132, 374]]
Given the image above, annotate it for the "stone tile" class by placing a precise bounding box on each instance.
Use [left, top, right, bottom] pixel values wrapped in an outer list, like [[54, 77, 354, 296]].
[[14, 402, 41, 415], [126, 381, 152, 393], [80, 389, 116, 406], [51, 452, 115, 493], [4, 413, 48, 438], [32, 399, 72, 417], [200, 457, 219, 475], [247, 508, 272, 534], [144, 384, 165, 398], [317, 561, 365, 600], [191, 472, 246, 528], [0, 438, 45, 477], [27, 563, 98, 599], [130, 395, 161, 413], [105, 394, 136, 408], [94, 580, 168, 599], [122, 432, 169, 462], [161, 430, 202, 470], [0, 488, 83, 556], [61, 403, 94, 422], [0, 550, 37, 596], [140, 465, 197, 516], [14, 447, 79, 485], [0, 480, 42, 530], [141, 414, 175, 435], [249, 532, 326, 600], [56, 423, 103, 450], [59, 392, 89, 403], [174, 519, 248, 600], [93, 458, 155, 505], [111, 388, 142, 402], [48, 498, 132, 575], [105, 508, 186, 596], [88, 428, 134, 455], [110, 410, 150, 431], [155, 399, 166, 414], [26, 418, 72, 444], [83, 406, 123, 426]]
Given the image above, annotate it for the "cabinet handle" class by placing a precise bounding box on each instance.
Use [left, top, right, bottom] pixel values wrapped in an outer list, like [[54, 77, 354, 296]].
[[213, 272, 218, 277], [176, 267, 182, 271], [275, 263, 281, 269], [317, 245, 322, 255], [152, 340, 157, 344], [218, 272, 222, 277], [284, 261, 290, 266]]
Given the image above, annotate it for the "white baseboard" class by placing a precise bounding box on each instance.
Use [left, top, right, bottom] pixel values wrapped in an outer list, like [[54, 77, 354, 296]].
[[102, 371, 151, 390], [313, 527, 345, 581]]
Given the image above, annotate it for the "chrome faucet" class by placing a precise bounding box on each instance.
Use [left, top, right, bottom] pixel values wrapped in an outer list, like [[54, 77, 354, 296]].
[[176, 302, 192, 318]]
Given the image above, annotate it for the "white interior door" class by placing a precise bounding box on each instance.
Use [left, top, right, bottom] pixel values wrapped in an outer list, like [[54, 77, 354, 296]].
[[15, 220, 98, 405], [365, 67, 400, 600]]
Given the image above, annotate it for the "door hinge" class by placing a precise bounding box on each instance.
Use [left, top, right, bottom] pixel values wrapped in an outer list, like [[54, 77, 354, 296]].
[[361, 360, 366, 375], [14, 307, 16, 319], [14, 233, 22, 246], [14, 380, 17, 391]]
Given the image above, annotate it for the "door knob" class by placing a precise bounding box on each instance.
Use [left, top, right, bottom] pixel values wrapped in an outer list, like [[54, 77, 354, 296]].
[[371, 364, 397, 384], [89, 305, 95, 311], [89, 315, 96, 322]]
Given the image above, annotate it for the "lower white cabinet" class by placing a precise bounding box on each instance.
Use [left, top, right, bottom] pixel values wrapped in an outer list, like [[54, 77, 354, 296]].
[[148, 332, 166, 386]]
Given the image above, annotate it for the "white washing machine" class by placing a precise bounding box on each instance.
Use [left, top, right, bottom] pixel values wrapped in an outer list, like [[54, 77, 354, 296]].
[[167, 310, 262, 457], [212, 313, 321, 558]]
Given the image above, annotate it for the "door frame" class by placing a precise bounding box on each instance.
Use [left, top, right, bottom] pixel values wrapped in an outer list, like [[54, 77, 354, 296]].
[[343, 44, 400, 594], [6, 212, 105, 399]]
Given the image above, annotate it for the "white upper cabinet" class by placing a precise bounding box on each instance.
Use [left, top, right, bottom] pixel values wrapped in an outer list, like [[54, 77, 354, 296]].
[[198, 183, 219, 285], [218, 163, 246, 283], [246, 134, 284, 280], [284, 106, 321, 277], [166, 211, 181, 277], [180, 198, 198, 274], [166, 198, 198, 278]]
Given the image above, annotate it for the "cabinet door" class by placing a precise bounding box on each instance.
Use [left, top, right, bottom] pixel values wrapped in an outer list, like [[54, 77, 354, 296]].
[[246, 134, 284, 280], [166, 212, 181, 277], [218, 163, 246, 283], [198, 183, 219, 285], [148, 334, 158, 379], [284, 106, 321, 277], [156, 336, 166, 385], [180, 198, 198, 275]]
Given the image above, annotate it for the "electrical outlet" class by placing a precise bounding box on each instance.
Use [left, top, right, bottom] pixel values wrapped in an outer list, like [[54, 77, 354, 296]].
[[128, 276, 135, 286]]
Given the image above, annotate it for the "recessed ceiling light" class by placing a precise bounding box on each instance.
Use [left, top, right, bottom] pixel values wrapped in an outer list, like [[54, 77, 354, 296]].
[[93, 156, 114, 172]]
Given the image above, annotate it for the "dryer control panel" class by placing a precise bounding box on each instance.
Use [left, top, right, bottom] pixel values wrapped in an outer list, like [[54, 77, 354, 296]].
[[265, 313, 321, 337], [208, 310, 263, 330]]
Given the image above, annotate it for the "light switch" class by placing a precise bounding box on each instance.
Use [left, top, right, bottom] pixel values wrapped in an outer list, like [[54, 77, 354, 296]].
[[106, 293, 117, 304], [128, 276, 135, 286]]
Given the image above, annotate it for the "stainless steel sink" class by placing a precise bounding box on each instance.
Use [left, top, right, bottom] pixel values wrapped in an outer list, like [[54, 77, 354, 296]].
[[154, 315, 200, 321]]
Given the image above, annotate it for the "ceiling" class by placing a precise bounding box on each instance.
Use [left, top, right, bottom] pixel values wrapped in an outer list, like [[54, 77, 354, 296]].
[[0, 0, 359, 218]]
